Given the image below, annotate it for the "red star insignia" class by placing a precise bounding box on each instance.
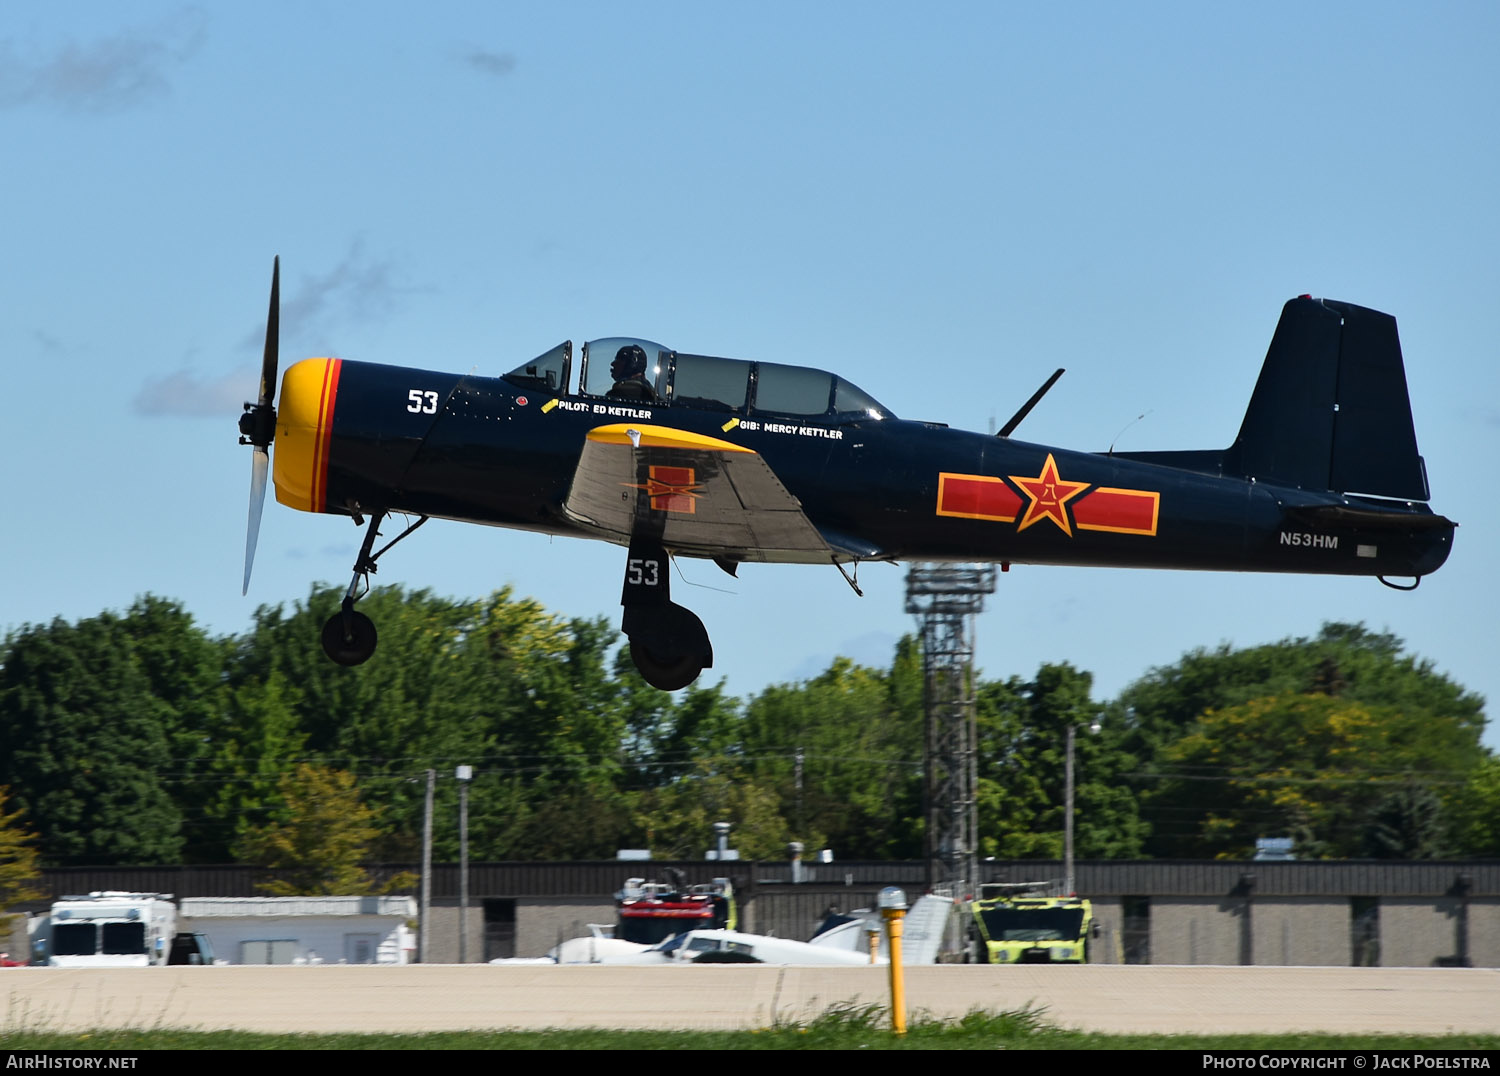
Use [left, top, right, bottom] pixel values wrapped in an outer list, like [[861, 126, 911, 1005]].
[[1009, 453, 1090, 536]]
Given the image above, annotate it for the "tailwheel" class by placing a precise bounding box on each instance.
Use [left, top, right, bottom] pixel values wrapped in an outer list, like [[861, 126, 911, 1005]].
[[628, 640, 703, 692], [321, 607, 378, 666]]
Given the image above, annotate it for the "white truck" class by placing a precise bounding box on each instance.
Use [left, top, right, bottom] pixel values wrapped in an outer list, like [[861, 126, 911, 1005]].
[[29, 891, 209, 967]]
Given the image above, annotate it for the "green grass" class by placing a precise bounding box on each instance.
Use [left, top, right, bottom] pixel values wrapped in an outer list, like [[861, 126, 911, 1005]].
[[3, 1004, 1499, 1051]]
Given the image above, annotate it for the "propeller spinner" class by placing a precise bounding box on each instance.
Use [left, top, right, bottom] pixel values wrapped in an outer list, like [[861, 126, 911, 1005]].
[[238, 256, 280, 594]]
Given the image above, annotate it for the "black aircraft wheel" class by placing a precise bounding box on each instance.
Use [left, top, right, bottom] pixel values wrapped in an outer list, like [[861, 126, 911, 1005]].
[[629, 640, 703, 692], [320, 610, 378, 667], [692, 949, 763, 964]]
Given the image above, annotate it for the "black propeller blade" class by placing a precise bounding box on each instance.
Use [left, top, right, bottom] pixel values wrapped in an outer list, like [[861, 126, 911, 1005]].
[[239, 257, 280, 594]]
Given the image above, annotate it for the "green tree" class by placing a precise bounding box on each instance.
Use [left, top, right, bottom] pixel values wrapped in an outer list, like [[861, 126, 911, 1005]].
[[0, 788, 43, 927], [0, 599, 212, 864], [120, 597, 233, 863], [975, 663, 1146, 859], [437, 599, 634, 859], [229, 586, 505, 859], [629, 768, 794, 860], [224, 584, 655, 861], [1115, 623, 1483, 763], [227, 585, 497, 770], [1360, 784, 1449, 859], [235, 764, 399, 895], [192, 670, 310, 863], [738, 651, 924, 858], [1115, 623, 1486, 858], [1150, 692, 1480, 858], [1448, 755, 1500, 857], [615, 649, 743, 786]]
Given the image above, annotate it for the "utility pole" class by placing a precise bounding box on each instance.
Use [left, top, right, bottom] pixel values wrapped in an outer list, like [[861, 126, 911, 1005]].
[[1064, 718, 1100, 896], [457, 764, 472, 963], [1065, 724, 1075, 896], [420, 768, 434, 963]]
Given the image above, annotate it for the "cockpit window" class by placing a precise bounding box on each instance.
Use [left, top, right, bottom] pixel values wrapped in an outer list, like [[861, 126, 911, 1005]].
[[545, 337, 892, 421], [503, 341, 571, 393], [754, 362, 834, 416], [669, 354, 751, 413], [581, 337, 670, 399], [833, 377, 892, 420]]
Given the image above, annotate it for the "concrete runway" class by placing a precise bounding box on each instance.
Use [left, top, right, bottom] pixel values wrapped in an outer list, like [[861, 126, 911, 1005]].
[[3, 965, 1498, 1036]]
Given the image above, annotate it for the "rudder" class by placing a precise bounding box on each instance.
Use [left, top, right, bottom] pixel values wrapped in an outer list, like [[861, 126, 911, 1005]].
[[1225, 297, 1429, 502]]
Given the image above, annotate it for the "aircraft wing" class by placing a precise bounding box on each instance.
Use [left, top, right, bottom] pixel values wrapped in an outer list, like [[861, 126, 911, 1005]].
[[562, 423, 840, 563]]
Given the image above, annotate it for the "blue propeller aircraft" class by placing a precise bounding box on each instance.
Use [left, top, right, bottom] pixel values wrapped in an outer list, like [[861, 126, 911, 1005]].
[[239, 259, 1454, 689]]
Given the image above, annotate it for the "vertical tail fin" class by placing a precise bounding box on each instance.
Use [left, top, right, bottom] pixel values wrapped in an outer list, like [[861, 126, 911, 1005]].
[[806, 894, 954, 964], [1225, 297, 1430, 501], [895, 894, 954, 965]]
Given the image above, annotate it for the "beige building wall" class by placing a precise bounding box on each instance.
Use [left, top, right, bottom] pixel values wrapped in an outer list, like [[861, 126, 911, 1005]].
[[421, 905, 484, 964], [1087, 897, 1124, 964], [1379, 898, 1461, 968], [1151, 898, 1243, 965], [1469, 900, 1500, 968], [423, 899, 615, 962], [1250, 897, 1350, 966], [3, 914, 30, 963], [515, 897, 613, 960], [411, 891, 1500, 967]]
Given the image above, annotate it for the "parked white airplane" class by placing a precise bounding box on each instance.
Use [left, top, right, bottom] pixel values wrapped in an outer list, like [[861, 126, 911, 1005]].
[[803, 893, 953, 964], [576, 895, 953, 966], [494, 895, 953, 967], [490, 923, 651, 965]]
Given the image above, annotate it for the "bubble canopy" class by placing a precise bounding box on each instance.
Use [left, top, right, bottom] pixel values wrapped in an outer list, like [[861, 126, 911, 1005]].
[[504, 338, 894, 420]]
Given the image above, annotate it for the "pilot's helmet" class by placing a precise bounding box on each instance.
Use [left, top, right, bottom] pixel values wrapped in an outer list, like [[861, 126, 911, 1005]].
[[611, 344, 649, 382]]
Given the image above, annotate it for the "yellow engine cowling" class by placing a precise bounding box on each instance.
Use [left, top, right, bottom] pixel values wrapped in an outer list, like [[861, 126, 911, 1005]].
[[273, 358, 343, 514]]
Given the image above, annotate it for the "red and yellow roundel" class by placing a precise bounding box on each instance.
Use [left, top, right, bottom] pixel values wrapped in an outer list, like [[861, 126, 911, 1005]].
[[273, 358, 342, 513]]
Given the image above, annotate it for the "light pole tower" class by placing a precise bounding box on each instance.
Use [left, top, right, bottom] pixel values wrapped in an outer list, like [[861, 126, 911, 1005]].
[[905, 564, 996, 897], [457, 764, 472, 962]]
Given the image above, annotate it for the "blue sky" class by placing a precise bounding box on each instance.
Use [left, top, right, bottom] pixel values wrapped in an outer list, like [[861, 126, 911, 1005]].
[[4, 3, 1497, 746]]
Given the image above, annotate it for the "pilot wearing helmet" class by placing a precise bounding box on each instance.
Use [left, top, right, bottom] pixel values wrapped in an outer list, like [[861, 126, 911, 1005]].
[[608, 344, 658, 402]]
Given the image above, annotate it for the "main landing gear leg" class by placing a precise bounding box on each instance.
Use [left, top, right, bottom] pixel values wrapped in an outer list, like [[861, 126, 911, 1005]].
[[319, 512, 428, 667], [620, 540, 713, 691]]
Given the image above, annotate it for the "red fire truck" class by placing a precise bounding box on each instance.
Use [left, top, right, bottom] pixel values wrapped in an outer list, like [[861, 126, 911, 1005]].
[[614, 873, 736, 946]]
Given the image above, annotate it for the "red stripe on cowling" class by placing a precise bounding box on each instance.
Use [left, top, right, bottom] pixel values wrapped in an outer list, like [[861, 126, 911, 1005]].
[[312, 359, 342, 513]]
